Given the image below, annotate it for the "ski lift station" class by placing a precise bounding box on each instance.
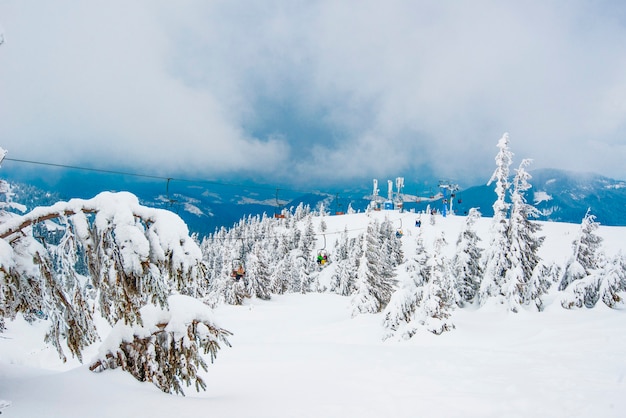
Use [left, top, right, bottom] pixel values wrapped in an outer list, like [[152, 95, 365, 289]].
[[367, 177, 460, 216]]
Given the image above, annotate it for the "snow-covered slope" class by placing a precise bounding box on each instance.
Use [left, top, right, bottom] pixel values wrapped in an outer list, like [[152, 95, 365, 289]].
[[1, 209, 625, 417]]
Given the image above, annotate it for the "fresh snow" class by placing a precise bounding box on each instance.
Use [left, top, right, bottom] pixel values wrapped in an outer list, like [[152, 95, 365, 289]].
[[1, 209, 626, 417]]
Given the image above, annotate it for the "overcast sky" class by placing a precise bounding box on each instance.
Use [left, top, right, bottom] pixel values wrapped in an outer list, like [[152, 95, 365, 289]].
[[1, 0, 626, 187]]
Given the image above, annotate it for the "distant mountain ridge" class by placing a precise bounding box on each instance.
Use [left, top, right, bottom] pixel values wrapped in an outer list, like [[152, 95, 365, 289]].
[[2, 168, 626, 235], [458, 168, 626, 226]]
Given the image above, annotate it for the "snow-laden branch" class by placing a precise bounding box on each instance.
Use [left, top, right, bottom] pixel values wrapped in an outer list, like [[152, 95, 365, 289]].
[[90, 295, 232, 395], [0, 192, 154, 240]]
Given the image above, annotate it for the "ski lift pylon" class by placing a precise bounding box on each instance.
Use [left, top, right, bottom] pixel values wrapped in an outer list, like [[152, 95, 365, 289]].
[[334, 193, 344, 215], [274, 188, 286, 219]]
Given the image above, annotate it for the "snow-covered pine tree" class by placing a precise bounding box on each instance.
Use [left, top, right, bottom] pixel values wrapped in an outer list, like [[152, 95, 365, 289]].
[[529, 262, 561, 312], [319, 213, 328, 233], [479, 133, 513, 306], [0, 191, 231, 393], [560, 209, 606, 308], [420, 233, 455, 334], [559, 209, 603, 291], [333, 232, 363, 297], [293, 202, 311, 222], [351, 220, 396, 316], [294, 215, 316, 293], [382, 231, 428, 340], [503, 159, 545, 312], [243, 243, 272, 300], [329, 228, 350, 294], [380, 217, 404, 269], [451, 207, 483, 307], [269, 233, 294, 294]]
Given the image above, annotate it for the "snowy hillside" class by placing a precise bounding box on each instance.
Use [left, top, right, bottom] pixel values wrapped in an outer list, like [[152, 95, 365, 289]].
[[1, 207, 626, 418]]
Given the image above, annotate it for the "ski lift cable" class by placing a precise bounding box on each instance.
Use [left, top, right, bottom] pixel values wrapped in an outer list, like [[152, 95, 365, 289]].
[[205, 225, 370, 243], [3, 157, 456, 229], [2, 157, 377, 219], [5, 157, 463, 202], [2, 157, 318, 196]]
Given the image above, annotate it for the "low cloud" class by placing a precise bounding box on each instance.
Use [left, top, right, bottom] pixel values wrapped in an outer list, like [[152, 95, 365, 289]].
[[1, 0, 626, 186]]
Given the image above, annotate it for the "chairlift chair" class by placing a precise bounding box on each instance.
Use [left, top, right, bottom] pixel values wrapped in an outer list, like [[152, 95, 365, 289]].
[[231, 259, 246, 281], [316, 234, 330, 267], [231, 237, 247, 281], [316, 249, 329, 266]]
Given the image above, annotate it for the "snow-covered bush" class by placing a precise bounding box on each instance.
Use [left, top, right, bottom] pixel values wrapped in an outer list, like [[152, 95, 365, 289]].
[[558, 209, 623, 309]]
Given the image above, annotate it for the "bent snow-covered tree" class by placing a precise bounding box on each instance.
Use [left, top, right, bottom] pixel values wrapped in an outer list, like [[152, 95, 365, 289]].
[[0, 191, 230, 393]]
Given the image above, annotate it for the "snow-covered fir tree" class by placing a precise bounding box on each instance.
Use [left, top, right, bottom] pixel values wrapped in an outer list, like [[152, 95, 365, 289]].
[[351, 220, 396, 316], [559, 209, 603, 292], [479, 133, 513, 305], [420, 233, 455, 334], [503, 159, 545, 312], [329, 228, 355, 296], [243, 243, 272, 300], [380, 217, 404, 270], [382, 231, 428, 340], [319, 213, 327, 233], [269, 233, 295, 295], [451, 208, 483, 307], [560, 209, 607, 308]]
